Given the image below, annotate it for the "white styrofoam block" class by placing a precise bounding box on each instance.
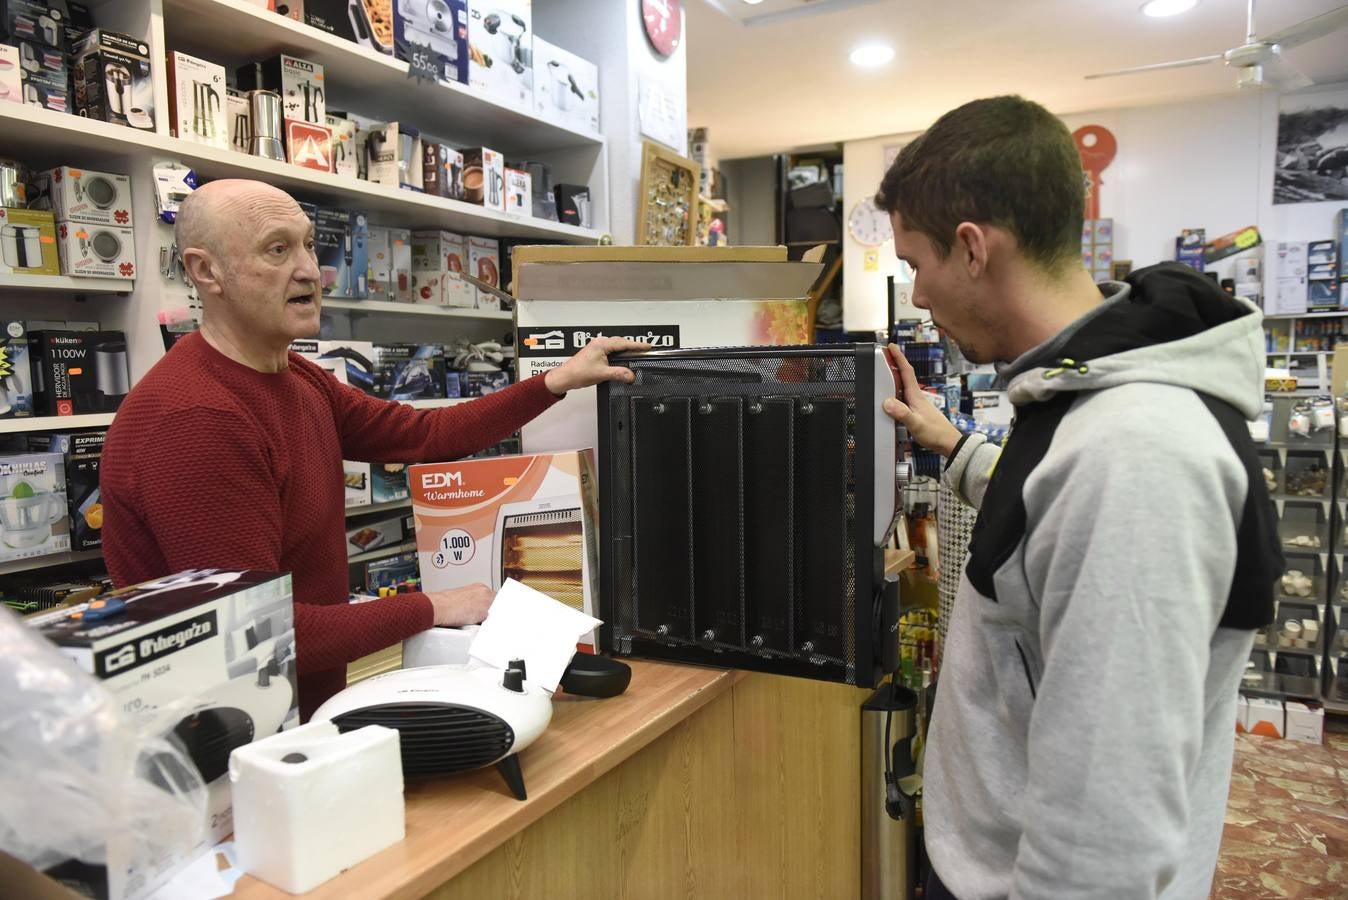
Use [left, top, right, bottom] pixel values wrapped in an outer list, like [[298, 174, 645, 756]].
[[402, 624, 478, 669], [229, 720, 405, 894]]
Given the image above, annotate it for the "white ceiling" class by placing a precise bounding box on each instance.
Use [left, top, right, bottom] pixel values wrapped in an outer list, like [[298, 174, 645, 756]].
[[687, 0, 1348, 160]]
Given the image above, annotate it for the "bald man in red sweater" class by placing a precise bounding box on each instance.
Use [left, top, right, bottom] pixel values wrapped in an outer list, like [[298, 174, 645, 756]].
[[101, 180, 643, 719]]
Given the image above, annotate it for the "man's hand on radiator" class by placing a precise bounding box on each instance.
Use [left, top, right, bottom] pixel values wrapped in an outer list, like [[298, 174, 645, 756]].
[[427, 583, 496, 627], [882, 344, 963, 457], [543, 336, 651, 396]]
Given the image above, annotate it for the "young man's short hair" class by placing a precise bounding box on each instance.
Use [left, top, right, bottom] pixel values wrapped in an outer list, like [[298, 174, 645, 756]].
[[875, 95, 1085, 272]]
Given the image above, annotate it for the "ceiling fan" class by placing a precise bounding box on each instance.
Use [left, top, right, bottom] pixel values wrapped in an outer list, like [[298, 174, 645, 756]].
[[1086, 1, 1348, 90]]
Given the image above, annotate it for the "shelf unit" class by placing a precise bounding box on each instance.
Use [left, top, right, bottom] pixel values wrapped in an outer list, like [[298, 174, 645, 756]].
[[0, 274, 133, 294], [347, 540, 418, 566], [0, 549, 105, 578], [322, 299, 513, 321], [346, 499, 412, 518], [0, 414, 117, 436]]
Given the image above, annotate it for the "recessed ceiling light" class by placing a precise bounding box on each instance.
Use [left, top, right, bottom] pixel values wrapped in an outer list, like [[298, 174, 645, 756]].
[[1141, 0, 1198, 17], [741, 0, 765, 5], [850, 44, 895, 68]]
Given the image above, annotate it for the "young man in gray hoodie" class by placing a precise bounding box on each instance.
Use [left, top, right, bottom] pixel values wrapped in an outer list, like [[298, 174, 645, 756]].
[[878, 96, 1283, 899]]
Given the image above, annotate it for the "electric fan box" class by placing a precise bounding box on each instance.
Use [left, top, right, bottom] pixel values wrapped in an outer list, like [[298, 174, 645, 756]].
[[410, 450, 600, 646], [29, 569, 300, 847], [510, 245, 822, 453]]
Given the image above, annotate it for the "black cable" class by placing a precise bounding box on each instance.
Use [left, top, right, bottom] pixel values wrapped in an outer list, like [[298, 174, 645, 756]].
[[884, 673, 903, 819]]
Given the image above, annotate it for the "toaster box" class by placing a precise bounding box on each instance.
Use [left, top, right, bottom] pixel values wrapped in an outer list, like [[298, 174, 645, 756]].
[[394, 0, 467, 85], [532, 37, 598, 132], [460, 146, 505, 210], [307, 0, 394, 57], [468, 234, 500, 307], [236, 53, 324, 126], [55, 220, 135, 278], [0, 450, 68, 562], [466, 0, 531, 110], [30, 329, 130, 415], [34, 165, 133, 227], [410, 450, 600, 646], [371, 462, 409, 504], [0, 320, 34, 417], [373, 342, 445, 400], [16, 37, 68, 113], [73, 29, 155, 130], [0, 207, 58, 275], [30, 569, 300, 851], [26, 428, 103, 549], [327, 113, 358, 178], [314, 207, 368, 299], [168, 51, 228, 149]]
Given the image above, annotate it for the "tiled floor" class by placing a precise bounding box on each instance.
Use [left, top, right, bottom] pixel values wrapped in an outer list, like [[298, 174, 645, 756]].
[[1210, 721, 1348, 898]]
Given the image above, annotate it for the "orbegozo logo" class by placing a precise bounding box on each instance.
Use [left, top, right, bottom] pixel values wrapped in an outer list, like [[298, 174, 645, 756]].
[[96, 610, 217, 677]]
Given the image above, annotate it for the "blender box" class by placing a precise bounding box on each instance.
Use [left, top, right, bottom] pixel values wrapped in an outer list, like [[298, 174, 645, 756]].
[[327, 114, 358, 178], [236, 54, 324, 126], [0, 207, 59, 275], [367, 225, 414, 302], [460, 146, 504, 210], [371, 463, 409, 504], [29, 569, 300, 848], [227, 88, 250, 154], [468, 234, 500, 307], [0, 44, 20, 105], [314, 208, 368, 299], [30, 329, 130, 415], [466, 0, 532, 110], [307, 0, 394, 57], [0, 1, 64, 49], [0, 450, 68, 562], [33, 165, 133, 227], [532, 37, 598, 132], [373, 342, 445, 400], [393, 0, 467, 85], [26, 428, 103, 550], [505, 167, 531, 217], [285, 118, 334, 172], [168, 51, 227, 149], [0, 320, 33, 417], [73, 29, 155, 131], [54, 220, 135, 278], [410, 450, 599, 645], [15, 38, 68, 113]]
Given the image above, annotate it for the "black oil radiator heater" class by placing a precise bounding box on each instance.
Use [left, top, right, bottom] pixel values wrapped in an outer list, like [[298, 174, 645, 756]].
[[597, 344, 908, 689]]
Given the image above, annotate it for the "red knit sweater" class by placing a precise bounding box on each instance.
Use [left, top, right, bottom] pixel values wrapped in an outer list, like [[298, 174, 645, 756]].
[[101, 331, 558, 719]]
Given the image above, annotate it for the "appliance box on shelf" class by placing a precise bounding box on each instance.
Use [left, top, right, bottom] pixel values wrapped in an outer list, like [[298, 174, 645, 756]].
[[34, 166, 133, 227], [285, 118, 335, 173], [0, 320, 34, 418], [346, 511, 412, 558], [54, 220, 135, 279], [306, 0, 394, 56], [0, 44, 19, 105], [532, 37, 599, 132], [1, 1, 65, 49], [468, 235, 500, 308], [345, 460, 371, 508], [30, 329, 130, 415], [410, 229, 473, 307], [73, 29, 154, 130], [466, 0, 532, 109], [26, 429, 103, 550], [460, 147, 505, 211], [554, 183, 590, 228], [291, 338, 378, 396], [15, 38, 67, 113], [512, 245, 822, 452], [373, 342, 445, 401], [1284, 701, 1324, 744], [365, 551, 418, 592], [0, 451, 68, 563], [1336, 209, 1348, 308], [1267, 241, 1310, 317], [462, 370, 510, 396], [168, 51, 227, 149], [393, 0, 468, 85], [422, 142, 465, 200], [327, 114, 358, 178], [371, 463, 409, 504], [505, 167, 531, 217], [30, 569, 300, 850], [0, 207, 59, 275], [1308, 240, 1338, 312], [361, 121, 400, 187], [236, 54, 325, 126], [227, 88, 250, 154], [410, 450, 600, 646], [314, 208, 368, 299], [368, 225, 392, 300]]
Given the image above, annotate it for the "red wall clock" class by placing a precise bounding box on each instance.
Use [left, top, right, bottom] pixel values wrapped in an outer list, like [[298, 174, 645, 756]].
[[642, 0, 682, 58]]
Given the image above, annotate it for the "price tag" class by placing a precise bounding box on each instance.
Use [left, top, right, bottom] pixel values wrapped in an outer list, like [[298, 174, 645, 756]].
[[401, 41, 439, 84]]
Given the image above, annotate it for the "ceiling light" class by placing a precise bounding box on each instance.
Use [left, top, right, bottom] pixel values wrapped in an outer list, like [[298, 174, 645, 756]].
[[849, 44, 895, 68], [1141, 0, 1198, 17], [741, 0, 765, 4]]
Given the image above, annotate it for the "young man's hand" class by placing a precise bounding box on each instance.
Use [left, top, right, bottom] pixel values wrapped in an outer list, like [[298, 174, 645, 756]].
[[882, 344, 964, 457], [543, 336, 650, 396], [426, 583, 495, 626]]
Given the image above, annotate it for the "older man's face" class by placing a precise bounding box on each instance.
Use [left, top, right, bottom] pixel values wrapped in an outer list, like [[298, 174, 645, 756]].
[[217, 195, 321, 347]]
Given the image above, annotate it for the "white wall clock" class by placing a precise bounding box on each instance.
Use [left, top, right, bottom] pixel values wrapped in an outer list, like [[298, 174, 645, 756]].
[[847, 197, 892, 247]]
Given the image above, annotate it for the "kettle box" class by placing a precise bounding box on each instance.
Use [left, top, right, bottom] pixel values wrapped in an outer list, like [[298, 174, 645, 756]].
[[29, 569, 300, 849], [34, 165, 134, 227], [0, 450, 69, 563], [30, 329, 131, 415], [0, 207, 59, 275]]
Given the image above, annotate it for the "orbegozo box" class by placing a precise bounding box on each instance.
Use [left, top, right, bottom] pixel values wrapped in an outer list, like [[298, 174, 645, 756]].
[[373, 342, 445, 401], [30, 329, 129, 415], [29, 569, 299, 859], [26, 428, 103, 550]]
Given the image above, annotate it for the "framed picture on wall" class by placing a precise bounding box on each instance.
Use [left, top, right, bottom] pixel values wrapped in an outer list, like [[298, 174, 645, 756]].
[[1274, 88, 1348, 204], [638, 139, 698, 246]]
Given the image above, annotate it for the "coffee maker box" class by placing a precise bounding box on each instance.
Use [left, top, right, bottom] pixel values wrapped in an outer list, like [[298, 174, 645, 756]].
[[168, 51, 227, 149], [30, 569, 301, 849], [26, 429, 103, 550], [532, 37, 598, 132], [468, 235, 500, 308], [393, 0, 468, 85], [227, 88, 251, 154], [327, 114, 358, 178], [307, 0, 393, 56], [34, 165, 133, 227], [362, 121, 400, 187], [73, 29, 154, 130], [15, 38, 68, 112], [236, 54, 324, 126], [314, 208, 368, 299], [31, 329, 130, 415], [373, 342, 445, 400], [0, 450, 68, 562], [459, 146, 504, 211], [0, 44, 21, 106], [54, 220, 135, 279], [0, 320, 34, 418], [504, 167, 531, 217], [466, 0, 532, 110], [0, 207, 59, 275], [422, 141, 449, 197], [0, 1, 64, 49]]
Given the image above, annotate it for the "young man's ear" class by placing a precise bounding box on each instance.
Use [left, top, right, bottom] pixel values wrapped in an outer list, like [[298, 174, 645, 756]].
[[181, 248, 222, 297], [953, 221, 989, 278]]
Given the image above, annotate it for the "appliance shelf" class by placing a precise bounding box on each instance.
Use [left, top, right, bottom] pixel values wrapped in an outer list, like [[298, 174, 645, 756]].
[[348, 540, 418, 566], [0, 107, 603, 243], [0, 413, 116, 435], [322, 299, 513, 320], [0, 549, 104, 577], [346, 499, 412, 518], [0, 273, 131, 294], [403, 397, 475, 409], [160, 0, 606, 156]]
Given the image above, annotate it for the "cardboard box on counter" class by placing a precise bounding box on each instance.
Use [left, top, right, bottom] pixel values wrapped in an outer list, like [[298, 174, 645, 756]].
[[1284, 701, 1324, 744], [1244, 696, 1285, 738]]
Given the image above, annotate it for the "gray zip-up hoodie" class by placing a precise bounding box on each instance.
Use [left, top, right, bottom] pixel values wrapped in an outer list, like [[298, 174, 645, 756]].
[[927, 263, 1282, 900]]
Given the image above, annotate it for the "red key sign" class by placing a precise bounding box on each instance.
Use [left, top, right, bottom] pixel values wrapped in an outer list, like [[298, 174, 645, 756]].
[[1073, 125, 1117, 220]]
